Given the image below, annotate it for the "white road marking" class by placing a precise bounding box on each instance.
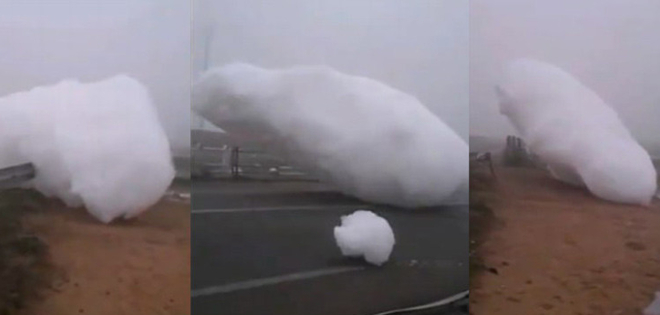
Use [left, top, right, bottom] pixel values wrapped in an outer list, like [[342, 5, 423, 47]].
[[191, 266, 365, 298], [192, 204, 372, 214], [370, 290, 469, 315]]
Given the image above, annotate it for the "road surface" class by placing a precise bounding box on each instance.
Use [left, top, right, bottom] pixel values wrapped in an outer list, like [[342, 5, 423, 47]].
[[192, 181, 469, 315]]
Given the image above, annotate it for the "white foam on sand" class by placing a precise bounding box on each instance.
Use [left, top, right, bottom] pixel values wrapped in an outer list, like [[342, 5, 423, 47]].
[[0, 75, 175, 223], [497, 58, 657, 205]]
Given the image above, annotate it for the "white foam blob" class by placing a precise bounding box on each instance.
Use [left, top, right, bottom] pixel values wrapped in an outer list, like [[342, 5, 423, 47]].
[[193, 63, 468, 207], [333, 210, 395, 266], [0, 75, 175, 223], [497, 58, 657, 205]]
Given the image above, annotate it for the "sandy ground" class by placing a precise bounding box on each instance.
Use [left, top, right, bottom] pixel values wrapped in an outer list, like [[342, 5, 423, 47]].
[[471, 167, 660, 315], [17, 198, 190, 315]]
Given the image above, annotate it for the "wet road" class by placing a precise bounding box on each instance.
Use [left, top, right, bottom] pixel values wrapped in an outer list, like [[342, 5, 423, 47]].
[[191, 182, 469, 315]]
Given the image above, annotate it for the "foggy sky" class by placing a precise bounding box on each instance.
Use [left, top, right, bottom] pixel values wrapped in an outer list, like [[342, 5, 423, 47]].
[[470, 0, 660, 156], [193, 0, 469, 139], [0, 0, 190, 153]]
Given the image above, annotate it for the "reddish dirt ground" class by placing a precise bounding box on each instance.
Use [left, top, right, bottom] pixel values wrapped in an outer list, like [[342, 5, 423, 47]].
[[471, 167, 660, 315], [18, 199, 190, 315]]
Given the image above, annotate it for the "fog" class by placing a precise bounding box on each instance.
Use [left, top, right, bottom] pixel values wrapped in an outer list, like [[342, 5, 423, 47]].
[[470, 0, 660, 157], [193, 0, 469, 139], [0, 0, 190, 154]]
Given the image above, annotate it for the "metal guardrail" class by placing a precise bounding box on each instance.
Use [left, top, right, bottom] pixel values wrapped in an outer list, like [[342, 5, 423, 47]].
[[0, 163, 36, 190], [192, 146, 316, 181]]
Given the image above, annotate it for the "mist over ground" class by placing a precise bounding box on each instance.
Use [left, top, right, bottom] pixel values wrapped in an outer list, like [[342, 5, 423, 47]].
[[193, 0, 469, 139], [0, 0, 190, 154], [470, 0, 660, 157]]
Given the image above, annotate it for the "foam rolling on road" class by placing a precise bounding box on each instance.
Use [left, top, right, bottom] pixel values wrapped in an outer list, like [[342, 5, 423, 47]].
[[191, 181, 469, 315]]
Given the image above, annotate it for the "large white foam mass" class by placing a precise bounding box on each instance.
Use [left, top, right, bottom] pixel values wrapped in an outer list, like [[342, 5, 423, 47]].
[[0, 75, 175, 223], [496, 58, 657, 205], [193, 63, 468, 207]]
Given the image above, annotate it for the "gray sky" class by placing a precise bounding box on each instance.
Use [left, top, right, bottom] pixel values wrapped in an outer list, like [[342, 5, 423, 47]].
[[470, 0, 660, 155], [193, 0, 469, 139], [0, 0, 190, 153]]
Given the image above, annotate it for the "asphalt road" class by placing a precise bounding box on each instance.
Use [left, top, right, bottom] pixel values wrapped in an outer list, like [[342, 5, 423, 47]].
[[191, 181, 469, 315]]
